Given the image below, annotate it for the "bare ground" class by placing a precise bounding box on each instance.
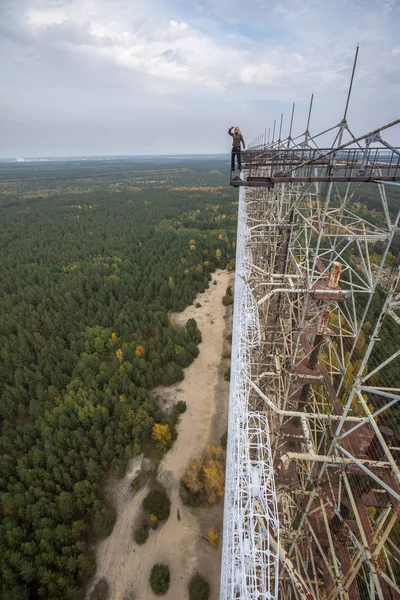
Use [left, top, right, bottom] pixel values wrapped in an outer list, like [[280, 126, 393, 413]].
[[87, 269, 233, 600]]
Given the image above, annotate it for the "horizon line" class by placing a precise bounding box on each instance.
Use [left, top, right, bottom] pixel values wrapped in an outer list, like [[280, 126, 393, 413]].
[[0, 152, 228, 161]]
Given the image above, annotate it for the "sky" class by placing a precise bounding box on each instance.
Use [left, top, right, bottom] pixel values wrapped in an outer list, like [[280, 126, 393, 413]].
[[1, 0, 399, 157]]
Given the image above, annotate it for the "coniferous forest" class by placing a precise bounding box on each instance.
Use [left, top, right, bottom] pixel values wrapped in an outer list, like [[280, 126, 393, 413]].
[[0, 157, 237, 599]]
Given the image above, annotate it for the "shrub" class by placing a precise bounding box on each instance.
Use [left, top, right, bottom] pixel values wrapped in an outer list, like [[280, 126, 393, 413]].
[[150, 564, 170, 595], [134, 521, 149, 545], [195, 302, 202, 308], [188, 575, 210, 600], [213, 280, 217, 285], [142, 489, 171, 520], [176, 400, 187, 414], [226, 286, 232, 296], [223, 367, 231, 382], [89, 578, 110, 600], [222, 295, 233, 306]]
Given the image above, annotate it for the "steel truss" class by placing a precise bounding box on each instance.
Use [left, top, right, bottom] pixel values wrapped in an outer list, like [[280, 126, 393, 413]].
[[221, 85, 400, 598]]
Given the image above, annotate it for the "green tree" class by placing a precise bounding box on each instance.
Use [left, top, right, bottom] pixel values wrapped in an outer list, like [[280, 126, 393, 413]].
[[134, 521, 149, 545], [188, 575, 210, 600], [149, 564, 170, 595], [142, 490, 171, 521]]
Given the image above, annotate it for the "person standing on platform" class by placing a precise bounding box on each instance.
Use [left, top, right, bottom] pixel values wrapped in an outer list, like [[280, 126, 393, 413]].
[[228, 126, 246, 172]]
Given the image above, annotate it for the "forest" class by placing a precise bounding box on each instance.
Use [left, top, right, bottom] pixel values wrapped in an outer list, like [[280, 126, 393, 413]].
[[0, 158, 237, 599]]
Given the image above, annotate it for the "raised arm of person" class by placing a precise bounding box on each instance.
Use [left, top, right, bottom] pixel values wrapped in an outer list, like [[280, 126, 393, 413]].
[[240, 134, 246, 150], [228, 126, 234, 137]]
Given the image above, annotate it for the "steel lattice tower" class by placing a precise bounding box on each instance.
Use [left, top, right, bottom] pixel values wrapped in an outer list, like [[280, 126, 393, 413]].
[[221, 51, 400, 600]]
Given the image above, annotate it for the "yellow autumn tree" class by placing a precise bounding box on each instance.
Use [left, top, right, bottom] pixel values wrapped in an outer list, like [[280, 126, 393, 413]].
[[116, 349, 123, 363], [182, 445, 225, 505], [215, 249, 222, 262], [203, 445, 225, 504], [152, 424, 172, 448], [182, 456, 204, 495]]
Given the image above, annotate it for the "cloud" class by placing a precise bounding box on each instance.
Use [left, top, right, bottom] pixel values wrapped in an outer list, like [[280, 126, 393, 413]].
[[0, 0, 399, 156], [169, 20, 188, 30], [27, 7, 67, 26]]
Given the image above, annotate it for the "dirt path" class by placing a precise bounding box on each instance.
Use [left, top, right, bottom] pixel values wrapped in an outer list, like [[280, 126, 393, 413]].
[[88, 269, 233, 600]]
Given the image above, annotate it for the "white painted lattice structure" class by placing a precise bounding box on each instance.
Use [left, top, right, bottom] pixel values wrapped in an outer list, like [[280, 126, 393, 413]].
[[220, 185, 280, 600]]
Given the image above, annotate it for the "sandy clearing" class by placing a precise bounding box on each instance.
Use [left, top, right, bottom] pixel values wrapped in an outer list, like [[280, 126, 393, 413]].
[[88, 269, 233, 600]]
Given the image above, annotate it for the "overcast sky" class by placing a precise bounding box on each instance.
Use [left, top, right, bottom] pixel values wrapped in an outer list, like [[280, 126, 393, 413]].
[[1, 0, 399, 157]]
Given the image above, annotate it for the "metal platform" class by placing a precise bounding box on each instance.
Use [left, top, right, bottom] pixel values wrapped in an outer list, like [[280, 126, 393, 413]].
[[231, 136, 400, 187]]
